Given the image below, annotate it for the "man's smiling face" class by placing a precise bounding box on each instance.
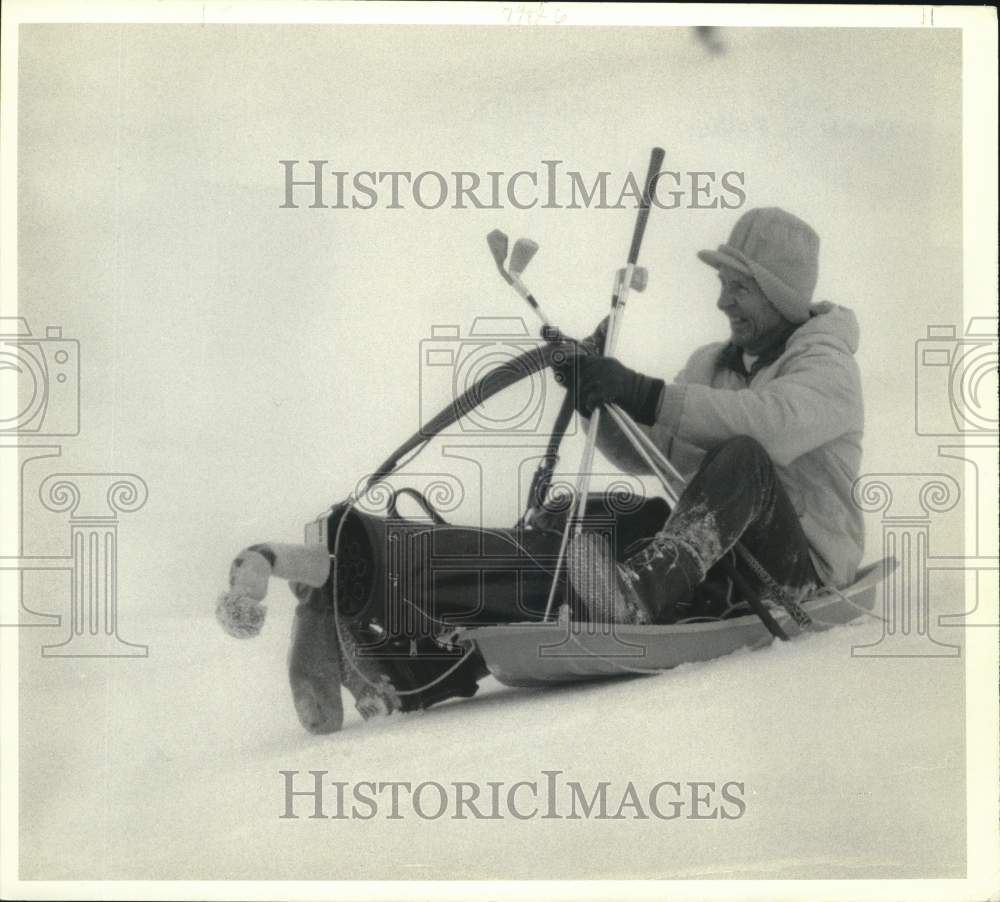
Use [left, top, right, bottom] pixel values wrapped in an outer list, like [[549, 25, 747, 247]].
[[715, 264, 789, 353]]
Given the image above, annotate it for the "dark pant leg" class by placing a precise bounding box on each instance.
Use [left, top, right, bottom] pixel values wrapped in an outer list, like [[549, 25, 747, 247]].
[[638, 435, 820, 622]]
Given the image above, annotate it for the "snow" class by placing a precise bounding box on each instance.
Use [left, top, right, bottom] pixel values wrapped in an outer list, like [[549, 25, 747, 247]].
[[8, 18, 986, 892], [17, 598, 966, 881]]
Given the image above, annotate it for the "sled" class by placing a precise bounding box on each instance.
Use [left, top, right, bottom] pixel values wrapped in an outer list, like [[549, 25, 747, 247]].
[[454, 557, 895, 688]]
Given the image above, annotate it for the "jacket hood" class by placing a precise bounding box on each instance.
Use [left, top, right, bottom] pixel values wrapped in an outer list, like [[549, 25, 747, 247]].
[[790, 301, 860, 355]]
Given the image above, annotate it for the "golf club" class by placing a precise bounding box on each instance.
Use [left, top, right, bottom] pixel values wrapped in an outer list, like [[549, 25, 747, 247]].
[[485, 231, 550, 328], [508, 238, 539, 278], [542, 145, 665, 618], [486, 229, 512, 284]]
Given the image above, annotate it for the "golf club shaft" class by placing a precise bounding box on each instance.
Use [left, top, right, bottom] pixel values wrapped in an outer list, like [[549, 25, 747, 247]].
[[542, 147, 664, 617], [604, 402, 682, 504], [511, 279, 552, 328], [572, 146, 664, 526], [541, 269, 625, 617], [604, 146, 664, 349], [568, 267, 625, 538], [628, 146, 665, 265]]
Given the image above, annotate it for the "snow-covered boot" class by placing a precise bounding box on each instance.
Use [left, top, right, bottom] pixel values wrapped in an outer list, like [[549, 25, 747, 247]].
[[288, 585, 347, 734], [288, 581, 401, 733], [568, 527, 708, 625]]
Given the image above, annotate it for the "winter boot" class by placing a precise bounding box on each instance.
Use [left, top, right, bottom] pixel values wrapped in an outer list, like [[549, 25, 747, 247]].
[[567, 527, 709, 625], [288, 581, 401, 734]]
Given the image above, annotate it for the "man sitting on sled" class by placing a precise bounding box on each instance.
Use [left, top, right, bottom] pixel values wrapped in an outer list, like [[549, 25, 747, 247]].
[[564, 206, 865, 625], [215, 205, 865, 732]]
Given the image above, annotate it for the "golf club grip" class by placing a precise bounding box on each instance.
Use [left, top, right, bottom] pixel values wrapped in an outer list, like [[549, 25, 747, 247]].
[[626, 146, 665, 265]]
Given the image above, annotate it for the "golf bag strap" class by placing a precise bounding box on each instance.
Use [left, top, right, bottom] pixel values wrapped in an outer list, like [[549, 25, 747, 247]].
[[388, 487, 448, 525], [522, 390, 576, 522], [364, 340, 569, 494]]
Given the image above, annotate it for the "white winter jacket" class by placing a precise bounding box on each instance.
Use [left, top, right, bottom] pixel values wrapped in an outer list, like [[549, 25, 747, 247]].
[[593, 302, 865, 588]]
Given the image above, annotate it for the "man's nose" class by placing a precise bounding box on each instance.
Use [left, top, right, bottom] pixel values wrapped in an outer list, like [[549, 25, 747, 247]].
[[717, 290, 734, 311]]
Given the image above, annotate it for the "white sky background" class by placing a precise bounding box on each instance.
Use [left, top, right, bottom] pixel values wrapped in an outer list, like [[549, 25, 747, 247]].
[[16, 24, 963, 618]]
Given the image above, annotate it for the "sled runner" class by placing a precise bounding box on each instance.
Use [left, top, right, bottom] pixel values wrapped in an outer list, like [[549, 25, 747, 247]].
[[452, 558, 895, 688]]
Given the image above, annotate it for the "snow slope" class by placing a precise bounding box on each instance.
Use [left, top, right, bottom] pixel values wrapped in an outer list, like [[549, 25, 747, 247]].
[[18, 601, 966, 882]]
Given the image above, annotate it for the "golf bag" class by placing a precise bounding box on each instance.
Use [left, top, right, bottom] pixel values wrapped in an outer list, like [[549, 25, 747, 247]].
[[294, 491, 672, 714]]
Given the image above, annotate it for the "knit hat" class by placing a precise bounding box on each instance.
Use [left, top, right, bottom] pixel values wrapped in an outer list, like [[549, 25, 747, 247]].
[[697, 207, 820, 324]]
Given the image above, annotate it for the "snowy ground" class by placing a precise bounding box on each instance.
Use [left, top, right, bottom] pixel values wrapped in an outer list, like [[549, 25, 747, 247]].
[[18, 598, 966, 882]]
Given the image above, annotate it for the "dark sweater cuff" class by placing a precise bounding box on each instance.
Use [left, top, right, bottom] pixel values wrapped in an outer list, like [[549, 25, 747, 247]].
[[635, 377, 666, 426]]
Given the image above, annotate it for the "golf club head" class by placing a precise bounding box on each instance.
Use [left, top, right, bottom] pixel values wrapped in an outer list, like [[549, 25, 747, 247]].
[[509, 238, 539, 277], [617, 266, 648, 293], [487, 229, 509, 267]]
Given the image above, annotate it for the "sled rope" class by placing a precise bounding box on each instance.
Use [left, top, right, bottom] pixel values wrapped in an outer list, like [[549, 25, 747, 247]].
[[798, 582, 887, 627]]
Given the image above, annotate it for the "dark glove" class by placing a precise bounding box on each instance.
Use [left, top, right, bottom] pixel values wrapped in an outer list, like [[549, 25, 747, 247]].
[[549, 316, 610, 388], [570, 354, 664, 426], [577, 315, 610, 356]]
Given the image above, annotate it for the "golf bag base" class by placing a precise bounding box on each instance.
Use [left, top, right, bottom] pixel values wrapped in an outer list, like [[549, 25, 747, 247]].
[[289, 589, 490, 734]]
